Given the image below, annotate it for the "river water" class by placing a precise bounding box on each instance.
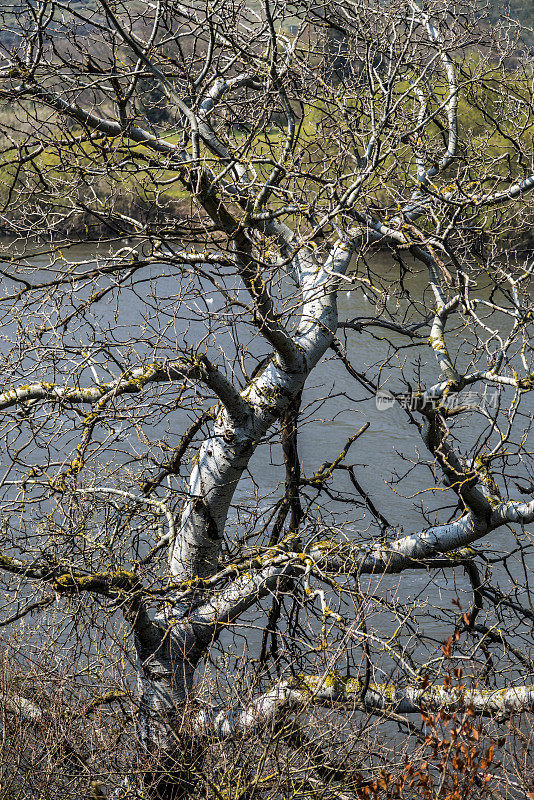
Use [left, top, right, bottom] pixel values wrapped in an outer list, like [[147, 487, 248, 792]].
[[0, 239, 532, 695]]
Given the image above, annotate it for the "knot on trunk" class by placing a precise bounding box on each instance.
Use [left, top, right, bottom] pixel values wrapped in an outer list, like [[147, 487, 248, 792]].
[[191, 497, 220, 541]]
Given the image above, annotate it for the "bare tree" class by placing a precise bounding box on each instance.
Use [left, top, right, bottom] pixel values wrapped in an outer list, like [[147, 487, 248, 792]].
[[0, 0, 534, 797]]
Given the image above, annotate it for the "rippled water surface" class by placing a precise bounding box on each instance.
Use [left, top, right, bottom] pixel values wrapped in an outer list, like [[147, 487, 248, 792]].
[[1, 240, 532, 678]]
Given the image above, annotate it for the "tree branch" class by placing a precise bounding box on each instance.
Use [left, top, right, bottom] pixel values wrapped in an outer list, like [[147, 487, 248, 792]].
[[0, 356, 250, 426], [195, 674, 534, 738]]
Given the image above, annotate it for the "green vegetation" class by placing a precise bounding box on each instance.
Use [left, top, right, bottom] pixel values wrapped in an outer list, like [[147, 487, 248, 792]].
[[0, 1, 533, 241], [0, 102, 190, 236]]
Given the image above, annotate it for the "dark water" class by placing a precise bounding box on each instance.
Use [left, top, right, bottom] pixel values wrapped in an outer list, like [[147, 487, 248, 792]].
[[0, 240, 532, 697]]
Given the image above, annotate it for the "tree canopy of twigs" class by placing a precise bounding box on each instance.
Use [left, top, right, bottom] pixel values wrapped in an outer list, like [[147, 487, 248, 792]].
[[0, 1, 534, 798]]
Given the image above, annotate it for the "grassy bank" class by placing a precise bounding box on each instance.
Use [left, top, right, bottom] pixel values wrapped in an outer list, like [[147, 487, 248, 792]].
[[1, 54, 534, 253]]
